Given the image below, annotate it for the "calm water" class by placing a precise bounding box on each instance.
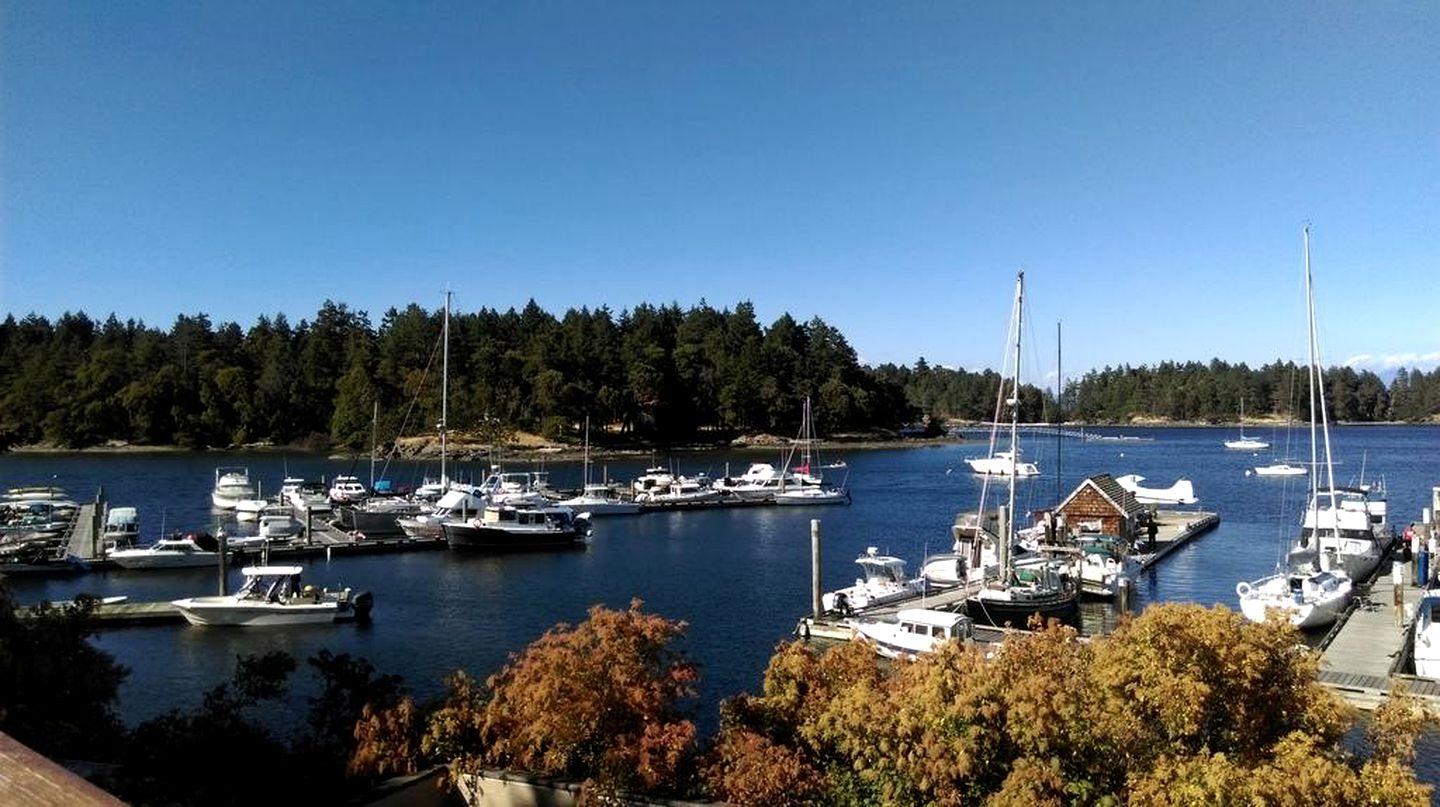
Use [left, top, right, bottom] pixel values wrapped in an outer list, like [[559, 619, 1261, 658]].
[[4, 426, 1439, 782]]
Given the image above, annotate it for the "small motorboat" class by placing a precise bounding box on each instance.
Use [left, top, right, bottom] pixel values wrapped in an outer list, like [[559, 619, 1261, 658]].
[[822, 547, 926, 614], [171, 565, 373, 627], [211, 467, 256, 510], [773, 485, 850, 506], [109, 532, 223, 570]]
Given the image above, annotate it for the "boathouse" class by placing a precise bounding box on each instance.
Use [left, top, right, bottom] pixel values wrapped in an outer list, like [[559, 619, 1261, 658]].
[[1054, 474, 1147, 537]]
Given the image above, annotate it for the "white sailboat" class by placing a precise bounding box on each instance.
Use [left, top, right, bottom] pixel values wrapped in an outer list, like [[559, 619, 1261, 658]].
[[1223, 398, 1270, 450], [557, 417, 642, 515], [775, 396, 850, 506], [1237, 226, 1361, 629]]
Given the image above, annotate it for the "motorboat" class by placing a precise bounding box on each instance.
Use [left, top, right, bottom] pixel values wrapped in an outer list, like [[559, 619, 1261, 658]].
[[1223, 398, 1270, 450], [634, 474, 724, 506], [1287, 486, 1387, 582], [333, 496, 429, 535], [282, 478, 332, 514], [101, 506, 141, 552], [109, 532, 224, 569], [441, 502, 592, 551], [171, 565, 373, 626], [1072, 534, 1140, 598], [476, 467, 554, 506], [234, 498, 269, 521], [1236, 567, 1352, 630], [328, 475, 368, 505], [258, 511, 302, 542], [848, 608, 973, 660], [712, 463, 797, 502], [396, 485, 488, 540], [822, 547, 926, 614], [631, 466, 676, 498], [1114, 474, 1197, 505], [211, 467, 256, 510], [964, 449, 1039, 477], [1413, 590, 1440, 679], [1253, 462, 1307, 477]]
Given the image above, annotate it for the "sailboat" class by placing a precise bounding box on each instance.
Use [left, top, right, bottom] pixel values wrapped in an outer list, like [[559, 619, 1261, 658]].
[[774, 397, 850, 506], [963, 272, 1079, 628], [1223, 398, 1270, 450], [557, 417, 642, 515], [1237, 226, 1368, 629]]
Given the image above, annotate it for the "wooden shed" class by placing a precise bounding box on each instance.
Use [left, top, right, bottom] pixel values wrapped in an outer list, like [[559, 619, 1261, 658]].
[[1054, 474, 1147, 537]]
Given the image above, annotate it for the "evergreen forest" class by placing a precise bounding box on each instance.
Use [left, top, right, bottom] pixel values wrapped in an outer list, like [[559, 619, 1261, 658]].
[[1, 300, 1437, 451]]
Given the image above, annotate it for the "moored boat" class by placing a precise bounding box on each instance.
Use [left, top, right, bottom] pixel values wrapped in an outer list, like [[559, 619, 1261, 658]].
[[1236, 567, 1351, 630], [822, 547, 926, 614], [441, 502, 591, 551], [1414, 590, 1440, 679], [211, 467, 256, 510], [848, 608, 973, 660], [109, 532, 224, 570], [171, 565, 373, 626]]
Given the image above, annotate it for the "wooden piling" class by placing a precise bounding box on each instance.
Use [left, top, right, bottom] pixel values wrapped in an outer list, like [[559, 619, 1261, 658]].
[[811, 519, 822, 619], [217, 532, 228, 595]]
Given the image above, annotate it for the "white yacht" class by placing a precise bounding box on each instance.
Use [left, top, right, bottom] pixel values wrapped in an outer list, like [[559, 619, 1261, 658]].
[[1287, 486, 1387, 582], [822, 547, 926, 614], [712, 463, 796, 501], [171, 565, 373, 626], [234, 498, 269, 521], [848, 608, 973, 660], [556, 484, 642, 516], [109, 532, 224, 570], [774, 485, 850, 506], [101, 506, 141, 553], [328, 475, 368, 505], [1236, 567, 1352, 630], [1253, 462, 1307, 477], [396, 485, 488, 540], [282, 478, 332, 514], [211, 467, 256, 510], [964, 449, 1039, 477]]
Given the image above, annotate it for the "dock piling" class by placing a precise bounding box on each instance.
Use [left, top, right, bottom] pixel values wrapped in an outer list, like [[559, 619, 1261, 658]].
[[217, 532, 228, 595], [811, 519, 822, 619]]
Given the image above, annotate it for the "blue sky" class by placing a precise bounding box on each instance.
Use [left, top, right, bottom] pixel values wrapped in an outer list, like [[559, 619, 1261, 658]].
[[2, 2, 1436, 384]]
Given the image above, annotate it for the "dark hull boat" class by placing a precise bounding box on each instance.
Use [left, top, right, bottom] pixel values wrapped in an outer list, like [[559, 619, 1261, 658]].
[[441, 503, 591, 551]]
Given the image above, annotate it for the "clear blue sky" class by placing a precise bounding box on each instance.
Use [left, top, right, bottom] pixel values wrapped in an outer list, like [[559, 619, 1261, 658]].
[[3, 2, 1436, 384]]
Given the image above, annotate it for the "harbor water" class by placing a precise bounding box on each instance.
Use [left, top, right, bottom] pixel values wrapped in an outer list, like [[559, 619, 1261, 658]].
[[3, 425, 1439, 785]]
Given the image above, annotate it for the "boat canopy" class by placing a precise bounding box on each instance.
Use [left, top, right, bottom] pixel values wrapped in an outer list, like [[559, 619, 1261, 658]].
[[241, 565, 304, 577]]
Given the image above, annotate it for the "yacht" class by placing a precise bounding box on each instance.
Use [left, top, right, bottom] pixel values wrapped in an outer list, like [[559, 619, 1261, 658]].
[[442, 502, 591, 551], [848, 608, 973, 660], [101, 506, 142, 553], [712, 462, 796, 502], [556, 484, 642, 516], [109, 532, 224, 570], [328, 475, 368, 505], [396, 486, 488, 540], [633, 474, 724, 506], [171, 565, 373, 626], [1253, 462, 1307, 477], [1286, 486, 1387, 582], [210, 467, 256, 510], [964, 449, 1039, 477], [822, 547, 926, 614], [282, 478, 332, 514]]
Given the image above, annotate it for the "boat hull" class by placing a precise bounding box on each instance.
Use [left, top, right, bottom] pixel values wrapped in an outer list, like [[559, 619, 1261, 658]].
[[442, 522, 589, 551], [171, 592, 373, 626], [965, 590, 1079, 628], [109, 553, 220, 570]]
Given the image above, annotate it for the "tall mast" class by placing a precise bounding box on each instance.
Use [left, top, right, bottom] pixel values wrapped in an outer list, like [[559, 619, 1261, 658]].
[[1006, 271, 1024, 564], [1056, 319, 1062, 504], [440, 291, 451, 490], [1303, 226, 1340, 549]]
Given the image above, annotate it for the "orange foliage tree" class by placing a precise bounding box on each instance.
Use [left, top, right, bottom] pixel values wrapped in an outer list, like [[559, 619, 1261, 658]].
[[705, 603, 1432, 806]]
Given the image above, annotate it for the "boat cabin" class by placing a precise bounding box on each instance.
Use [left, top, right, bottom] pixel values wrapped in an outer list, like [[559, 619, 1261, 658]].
[[894, 609, 972, 642], [236, 565, 308, 602]]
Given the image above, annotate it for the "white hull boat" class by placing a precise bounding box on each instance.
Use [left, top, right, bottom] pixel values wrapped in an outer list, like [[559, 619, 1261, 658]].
[[171, 565, 373, 626], [1114, 474, 1197, 505], [109, 533, 223, 569], [556, 485, 642, 516], [1236, 568, 1351, 630], [848, 608, 973, 660], [234, 499, 269, 521], [822, 547, 926, 614], [1413, 590, 1440, 679], [211, 467, 256, 510], [1253, 463, 1307, 477], [774, 486, 850, 506], [1223, 437, 1269, 451], [964, 450, 1039, 477]]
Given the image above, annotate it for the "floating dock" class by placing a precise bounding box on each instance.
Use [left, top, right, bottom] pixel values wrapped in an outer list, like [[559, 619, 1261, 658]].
[[1131, 510, 1221, 569]]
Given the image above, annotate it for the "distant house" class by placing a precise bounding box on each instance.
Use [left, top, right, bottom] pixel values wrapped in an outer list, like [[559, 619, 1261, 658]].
[[1054, 473, 1146, 537]]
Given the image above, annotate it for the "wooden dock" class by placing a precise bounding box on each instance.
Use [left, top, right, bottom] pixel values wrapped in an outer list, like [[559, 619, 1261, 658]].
[[1317, 547, 1440, 713], [21, 599, 185, 627], [1131, 510, 1221, 569]]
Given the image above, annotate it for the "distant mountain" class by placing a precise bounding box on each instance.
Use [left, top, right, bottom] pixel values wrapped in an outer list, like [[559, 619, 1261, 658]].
[[1342, 352, 1440, 384]]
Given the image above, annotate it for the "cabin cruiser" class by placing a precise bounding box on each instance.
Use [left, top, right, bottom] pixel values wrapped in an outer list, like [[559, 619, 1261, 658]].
[[822, 547, 927, 614], [475, 468, 554, 506], [101, 506, 141, 552], [211, 467, 257, 510], [1286, 486, 1388, 582], [964, 449, 1039, 477], [1071, 534, 1139, 598], [171, 565, 373, 626], [258, 511, 302, 542], [442, 502, 591, 551], [631, 466, 675, 497], [328, 475, 369, 505], [712, 463, 802, 502], [234, 498, 269, 521], [396, 485, 488, 540], [633, 474, 724, 506], [1236, 566, 1352, 630], [109, 531, 224, 570], [848, 608, 973, 660], [1114, 475, 1197, 506]]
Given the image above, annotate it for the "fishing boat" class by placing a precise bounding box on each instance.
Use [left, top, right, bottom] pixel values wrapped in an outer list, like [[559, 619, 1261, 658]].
[[963, 272, 1079, 628], [822, 546, 927, 614], [171, 565, 373, 626]]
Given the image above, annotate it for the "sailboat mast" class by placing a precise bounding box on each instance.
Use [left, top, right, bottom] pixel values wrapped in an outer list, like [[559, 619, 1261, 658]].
[[1303, 226, 1340, 545], [369, 400, 378, 491], [1006, 271, 1024, 557], [1056, 319, 1062, 504], [440, 291, 451, 490]]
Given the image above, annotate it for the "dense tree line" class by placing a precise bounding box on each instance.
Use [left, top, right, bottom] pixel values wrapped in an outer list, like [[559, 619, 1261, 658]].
[[1, 304, 1436, 451]]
